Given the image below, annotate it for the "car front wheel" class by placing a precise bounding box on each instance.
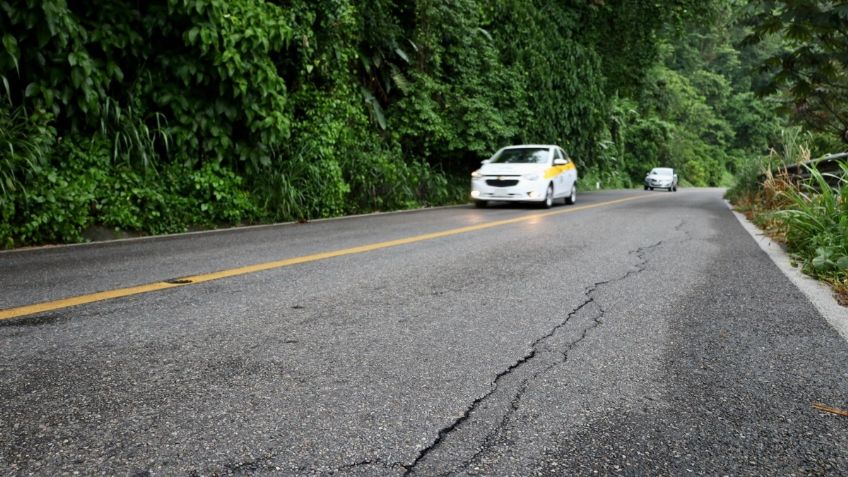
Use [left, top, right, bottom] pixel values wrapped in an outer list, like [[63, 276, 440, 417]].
[[542, 185, 553, 209]]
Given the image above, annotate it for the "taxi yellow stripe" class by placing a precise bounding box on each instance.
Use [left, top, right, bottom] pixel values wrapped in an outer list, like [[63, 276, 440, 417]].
[[543, 162, 576, 179], [0, 194, 652, 321]]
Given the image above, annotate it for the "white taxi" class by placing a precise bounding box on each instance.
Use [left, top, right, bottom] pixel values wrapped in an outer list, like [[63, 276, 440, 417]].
[[470, 145, 578, 208]]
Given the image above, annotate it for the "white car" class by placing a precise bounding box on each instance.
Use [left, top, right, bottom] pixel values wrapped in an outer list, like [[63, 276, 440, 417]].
[[644, 167, 678, 192], [470, 145, 578, 208]]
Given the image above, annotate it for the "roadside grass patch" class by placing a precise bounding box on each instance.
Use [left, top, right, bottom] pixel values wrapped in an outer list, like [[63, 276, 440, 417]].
[[728, 148, 848, 305]]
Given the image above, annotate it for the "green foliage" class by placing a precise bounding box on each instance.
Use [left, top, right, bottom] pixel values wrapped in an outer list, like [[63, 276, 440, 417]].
[[254, 151, 349, 222], [606, 4, 787, 187], [100, 97, 170, 171], [0, 136, 261, 247], [727, 130, 848, 297], [622, 115, 674, 180], [1, 0, 784, 246], [745, 0, 848, 145], [490, 0, 606, 163], [9, 139, 107, 244], [575, 0, 721, 97], [775, 161, 848, 282], [0, 102, 55, 200]]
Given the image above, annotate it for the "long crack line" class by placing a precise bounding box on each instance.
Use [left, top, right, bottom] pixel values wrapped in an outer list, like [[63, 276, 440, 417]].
[[247, 241, 664, 477], [454, 295, 602, 475], [401, 241, 662, 476], [452, 241, 661, 474], [399, 299, 596, 475]]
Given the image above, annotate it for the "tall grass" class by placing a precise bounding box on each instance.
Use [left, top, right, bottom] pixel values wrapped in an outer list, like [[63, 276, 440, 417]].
[[729, 138, 848, 303], [0, 102, 55, 201], [100, 97, 170, 172], [774, 162, 848, 284]]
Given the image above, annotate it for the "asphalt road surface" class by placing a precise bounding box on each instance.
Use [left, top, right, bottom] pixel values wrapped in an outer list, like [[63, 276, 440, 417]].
[[2, 188, 847, 476]]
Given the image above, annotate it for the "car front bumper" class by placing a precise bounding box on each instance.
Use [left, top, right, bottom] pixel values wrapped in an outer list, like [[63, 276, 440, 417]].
[[471, 177, 548, 202], [645, 180, 673, 188]]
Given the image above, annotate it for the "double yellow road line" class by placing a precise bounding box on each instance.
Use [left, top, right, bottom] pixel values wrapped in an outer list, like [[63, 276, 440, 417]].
[[0, 195, 650, 321]]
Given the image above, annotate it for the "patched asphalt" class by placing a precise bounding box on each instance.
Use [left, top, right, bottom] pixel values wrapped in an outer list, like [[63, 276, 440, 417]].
[[1, 188, 846, 476]]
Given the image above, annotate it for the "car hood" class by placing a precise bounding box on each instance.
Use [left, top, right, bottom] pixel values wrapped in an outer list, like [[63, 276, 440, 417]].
[[479, 163, 546, 176], [647, 174, 672, 181]]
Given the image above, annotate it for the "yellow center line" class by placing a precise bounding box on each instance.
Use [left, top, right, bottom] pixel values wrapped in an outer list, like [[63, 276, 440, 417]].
[[0, 194, 652, 321]]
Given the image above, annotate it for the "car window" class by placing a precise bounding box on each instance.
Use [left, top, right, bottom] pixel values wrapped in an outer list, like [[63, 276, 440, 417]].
[[490, 148, 550, 164], [554, 149, 563, 160], [651, 168, 673, 176]]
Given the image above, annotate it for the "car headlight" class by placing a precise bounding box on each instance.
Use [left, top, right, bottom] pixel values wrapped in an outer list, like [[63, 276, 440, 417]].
[[522, 173, 540, 181], [471, 170, 484, 179]]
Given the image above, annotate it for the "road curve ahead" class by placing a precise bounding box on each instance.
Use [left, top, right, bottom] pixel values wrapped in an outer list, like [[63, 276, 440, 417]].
[[2, 188, 847, 475]]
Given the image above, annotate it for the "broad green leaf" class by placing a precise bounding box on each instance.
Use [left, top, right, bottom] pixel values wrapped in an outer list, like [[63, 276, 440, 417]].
[[24, 82, 39, 98], [1, 34, 17, 57]]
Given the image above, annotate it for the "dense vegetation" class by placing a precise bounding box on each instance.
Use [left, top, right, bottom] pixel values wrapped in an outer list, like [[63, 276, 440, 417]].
[[726, 1, 848, 301], [0, 1, 843, 248], [728, 137, 848, 303]]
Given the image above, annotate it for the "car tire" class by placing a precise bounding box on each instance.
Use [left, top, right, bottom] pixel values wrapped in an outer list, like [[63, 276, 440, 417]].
[[565, 185, 576, 205], [673, 186, 678, 192], [542, 184, 553, 209], [474, 200, 488, 208], [644, 185, 648, 190], [668, 187, 673, 192], [649, 187, 654, 191]]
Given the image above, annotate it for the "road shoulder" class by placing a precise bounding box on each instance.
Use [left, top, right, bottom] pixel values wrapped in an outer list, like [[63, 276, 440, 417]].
[[726, 200, 848, 342]]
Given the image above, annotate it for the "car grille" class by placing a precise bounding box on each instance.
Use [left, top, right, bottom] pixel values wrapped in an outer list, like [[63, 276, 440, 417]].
[[486, 179, 519, 187]]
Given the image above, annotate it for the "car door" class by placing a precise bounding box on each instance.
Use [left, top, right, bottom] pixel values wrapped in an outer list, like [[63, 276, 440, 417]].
[[553, 148, 566, 196], [559, 148, 575, 193]]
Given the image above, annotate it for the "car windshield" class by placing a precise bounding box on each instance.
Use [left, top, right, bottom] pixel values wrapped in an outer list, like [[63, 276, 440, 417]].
[[490, 148, 549, 164], [651, 168, 673, 176]]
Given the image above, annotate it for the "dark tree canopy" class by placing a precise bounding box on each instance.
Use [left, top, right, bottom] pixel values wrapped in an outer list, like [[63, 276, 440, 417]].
[[746, 0, 848, 143]]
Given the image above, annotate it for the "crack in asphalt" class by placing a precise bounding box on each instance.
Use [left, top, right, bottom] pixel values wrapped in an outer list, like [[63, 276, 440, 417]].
[[401, 241, 663, 476], [336, 457, 401, 472], [452, 241, 662, 475], [218, 239, 673, 476]]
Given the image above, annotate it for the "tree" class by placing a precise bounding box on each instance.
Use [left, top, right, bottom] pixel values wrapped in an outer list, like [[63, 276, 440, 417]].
[[746, 0, 848, 144]]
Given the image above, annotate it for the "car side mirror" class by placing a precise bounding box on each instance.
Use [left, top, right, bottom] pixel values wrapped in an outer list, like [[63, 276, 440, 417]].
[[553, 158, 567, 166], [481, 159, 490, 165]]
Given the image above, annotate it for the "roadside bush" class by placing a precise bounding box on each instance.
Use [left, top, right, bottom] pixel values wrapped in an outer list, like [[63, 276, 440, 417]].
[[252, 152, 349, 223], [0, 136, 262, 247], [341, 145, 419, 213], [728, 132, 848, 302], [0, 103, 57, 247], [775, 162, 848, 285], [183, 162, 259, 225], [725, 156, 765, 205], [8, 138, 104, 244]]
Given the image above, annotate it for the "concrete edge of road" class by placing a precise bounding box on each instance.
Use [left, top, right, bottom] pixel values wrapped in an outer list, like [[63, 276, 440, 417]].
[[0, 203, 471, 255], [725, 200, 848, 342]]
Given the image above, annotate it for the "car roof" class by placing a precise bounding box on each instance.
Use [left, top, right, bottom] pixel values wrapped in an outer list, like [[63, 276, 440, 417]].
[[502, 144, 558, 149]]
